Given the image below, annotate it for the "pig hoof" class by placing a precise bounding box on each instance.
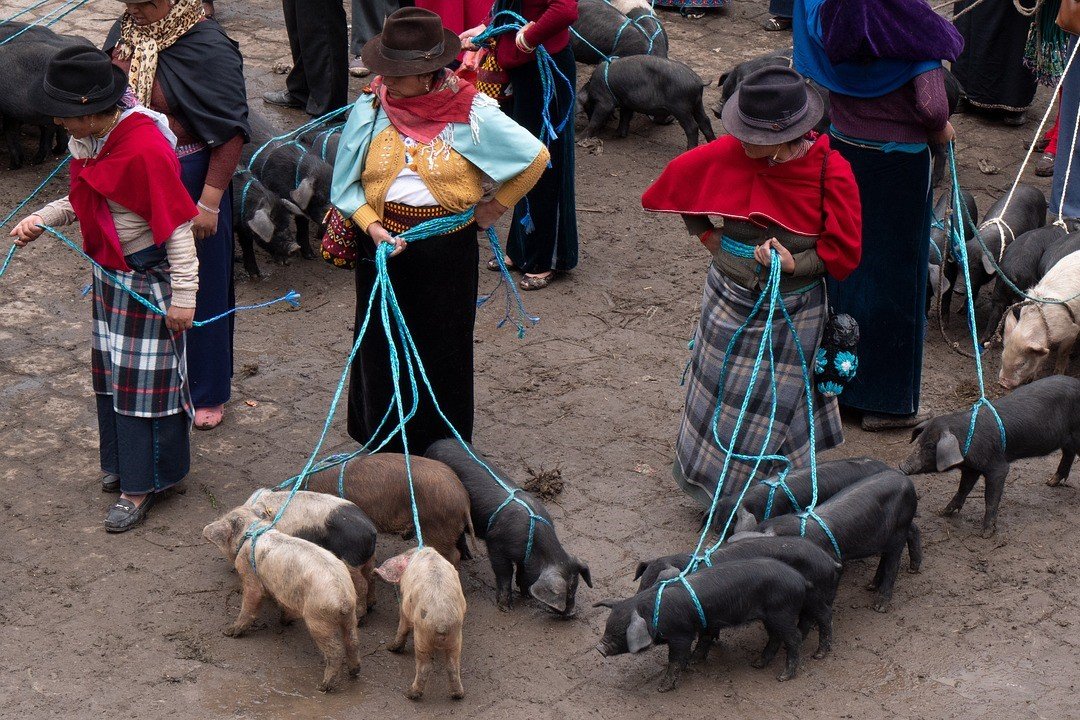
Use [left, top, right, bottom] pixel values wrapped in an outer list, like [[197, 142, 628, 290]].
[[865, 581, 880, 591], [750, 657, 768, 669], [1047, 474, 1064, 487], [222, 624, 246, 638], [656, 678, 678, 693], [777, 671, 796, 682], [348, 666, 361, 678], [316, 680, 338, 693], [405, 688, 423, 701], [872, 601, 889, 614], [387, 642, 405, 654], [939, 506, 959, 517], [980, 526, 996, 539], [450, 690, 465, 700], [812, 648, 829, 660]]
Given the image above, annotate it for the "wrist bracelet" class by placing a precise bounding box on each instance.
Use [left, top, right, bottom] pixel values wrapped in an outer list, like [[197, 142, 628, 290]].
[[197, 200, 220, 215]]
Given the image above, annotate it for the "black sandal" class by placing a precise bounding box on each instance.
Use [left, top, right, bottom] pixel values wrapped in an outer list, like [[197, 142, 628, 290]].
[[104, 495, 155, 533], [763, 16, 793, 31], [101, 473, 121, 493]]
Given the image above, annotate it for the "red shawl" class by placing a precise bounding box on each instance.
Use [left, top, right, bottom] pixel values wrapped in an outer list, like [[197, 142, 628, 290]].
[[68, 113, 198, 272], [641, 134, 863, 280], [371, 73, 478, 144]]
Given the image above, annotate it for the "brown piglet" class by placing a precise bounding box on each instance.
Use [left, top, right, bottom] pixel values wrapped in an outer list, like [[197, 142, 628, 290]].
[[203, 507, 362, 692], [376, 547, 467, 701], [305, 453, 475, 566]]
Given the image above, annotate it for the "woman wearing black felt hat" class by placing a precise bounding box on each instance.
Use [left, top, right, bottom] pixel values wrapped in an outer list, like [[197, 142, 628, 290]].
[[641, 66, 863, 509], [10, 46, 201, 533]]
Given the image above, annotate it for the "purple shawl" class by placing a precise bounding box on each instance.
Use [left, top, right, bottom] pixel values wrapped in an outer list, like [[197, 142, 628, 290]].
[[820, 0, 964, 64]]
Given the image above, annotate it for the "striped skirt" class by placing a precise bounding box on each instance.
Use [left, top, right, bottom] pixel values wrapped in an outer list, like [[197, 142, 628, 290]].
[[674, 265, 844, 508]]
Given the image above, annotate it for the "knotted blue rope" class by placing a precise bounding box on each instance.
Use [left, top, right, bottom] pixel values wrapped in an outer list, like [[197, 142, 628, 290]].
[[245, 210, 543, 568], [473, 10, 574, 147], [761, 476, 800, 520], [36, 225, 302, 325], [944, 144, 1008, 455]]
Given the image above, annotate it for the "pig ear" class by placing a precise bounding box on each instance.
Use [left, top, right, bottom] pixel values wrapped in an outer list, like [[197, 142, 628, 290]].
[[250, 208, 275, 244], [734, 506, 757, 533], [280, 199, 304, 216], [1024, 341, 1051, 356], [529, 567, 569, 613], [717, 72, 729, 87], [626, 610, 653, 653], [202, 517, 236, 556], [577, 559, 593, 588], [980, 251, 997, 277], [592, 599, 618, 609], [374, 556, 407, 584], [909, 418, 931, 443], [290, 177, 315, 210], [935, 430, 965, 472], [633, 561, 648, 581]]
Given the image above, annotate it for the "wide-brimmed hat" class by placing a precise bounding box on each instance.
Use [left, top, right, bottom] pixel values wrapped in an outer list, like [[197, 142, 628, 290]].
[[40, 46, 128, 118], [361, 7, 461, 78], [721, 66, 824, 145]]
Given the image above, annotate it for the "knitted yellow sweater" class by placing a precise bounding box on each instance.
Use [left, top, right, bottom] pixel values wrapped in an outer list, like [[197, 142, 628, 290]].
[[351, 126, 550, 231]]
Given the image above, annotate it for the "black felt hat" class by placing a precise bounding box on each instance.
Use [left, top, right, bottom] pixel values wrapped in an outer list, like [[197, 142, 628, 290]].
[[721, 66, 824, 145], [361, 7, 461, 78], [40, 45, 128, 118]]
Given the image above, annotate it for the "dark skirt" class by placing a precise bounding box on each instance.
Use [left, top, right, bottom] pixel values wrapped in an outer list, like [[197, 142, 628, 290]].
[[674, 266, 843, 508], [826, 134, 932, 416], [769, 0, 794, 17], [179, 149, 235, 408], [347, 219, 479, 455], [505, 45, 578, 274], [953, 0, 1038, 112], [97, 394, 190, 494]]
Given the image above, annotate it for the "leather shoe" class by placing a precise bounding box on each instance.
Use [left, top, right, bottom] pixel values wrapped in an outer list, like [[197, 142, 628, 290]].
[[101, 473, 120, 493], [263, 90, 304, 109], [104, 494, 155, 533]]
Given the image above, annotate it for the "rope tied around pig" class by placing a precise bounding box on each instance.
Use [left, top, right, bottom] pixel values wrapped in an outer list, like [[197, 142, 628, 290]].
[[242, 211, 551, 571], [652, 252, 841, 632], [569, 2, 665, 64]]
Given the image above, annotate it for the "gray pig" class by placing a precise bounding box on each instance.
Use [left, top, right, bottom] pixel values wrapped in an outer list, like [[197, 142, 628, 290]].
[[570, 0, 667, 65], [955, 184, 1047, 301], [424, 439, 592, 616], [579, 55, 715, 151], [745, 470, 922, 612], [900, 375, 1080, 537], [596, 558, 809, 691]]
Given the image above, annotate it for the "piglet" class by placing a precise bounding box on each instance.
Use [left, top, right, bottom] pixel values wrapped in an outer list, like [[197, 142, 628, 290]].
[[425, 439, 592, 615], [633, 535, 841, 658], [744, 470, 921, 612], [579, 55, 715, 151], [203, 507, 361, 692], [710, 457, 890, 537], [956, 184, 1046, 302], [304, 452, 475, 566], [596, 558, 808, 691], [376, 547, 467, 701], [244, 489, 378, 615], [999, 249, 1080, 387], [231, 169, 302, 277], [900, 375, 1080, 536], [983, 224, 1070, 340]]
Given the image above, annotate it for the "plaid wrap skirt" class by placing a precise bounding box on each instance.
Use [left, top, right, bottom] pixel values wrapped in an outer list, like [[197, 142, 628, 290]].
[[674, 265, 843, 508], [91, 247, 193, 419]]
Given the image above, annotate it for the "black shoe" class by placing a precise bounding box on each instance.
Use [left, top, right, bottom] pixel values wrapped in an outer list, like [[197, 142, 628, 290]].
[[104, 495, 155, 533], [101, 473, 120, 493], [1002, 111, 1027, 127], [263, 90, 305, 109]]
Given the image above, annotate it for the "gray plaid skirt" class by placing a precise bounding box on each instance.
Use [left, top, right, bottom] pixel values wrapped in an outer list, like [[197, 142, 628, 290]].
[[674, 264, 844, 508]]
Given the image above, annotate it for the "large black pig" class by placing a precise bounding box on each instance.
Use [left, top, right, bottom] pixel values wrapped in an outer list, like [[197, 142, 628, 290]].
[[900, 375, 1080, 537], [570, 0, 668, 65], [578, 55, 714, 151], [596, 558, 808, 691], [424, 439, 592, 616], [633, 535, 841, 658]]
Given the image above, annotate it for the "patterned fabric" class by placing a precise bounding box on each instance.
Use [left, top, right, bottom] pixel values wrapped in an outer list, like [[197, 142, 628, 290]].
[[675, 265, 843, 506], [114, 0, 205, 106], [475, 49, 509, 103], [381, 201, 458, 234], [321, 208, 359, 269], [91, 249, 192, 419]]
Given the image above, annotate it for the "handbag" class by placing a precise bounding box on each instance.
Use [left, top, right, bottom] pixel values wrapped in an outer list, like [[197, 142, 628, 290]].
[[457, 47, 510, 103], [1057, 0, 1080, 34], [319, 105, 381, 269], [812, 150, 860, 397]]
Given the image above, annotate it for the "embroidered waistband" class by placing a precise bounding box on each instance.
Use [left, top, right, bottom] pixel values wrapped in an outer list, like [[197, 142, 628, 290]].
[[175, 141, 208, 158]]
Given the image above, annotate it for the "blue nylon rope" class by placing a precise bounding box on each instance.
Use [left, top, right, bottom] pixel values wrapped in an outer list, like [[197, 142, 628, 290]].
[[0, 0, 53, 26], [0, 0, 87, 45], [0, 156, 70, 278], [36, 225, 302, 325], [245, 105, 351, 173]]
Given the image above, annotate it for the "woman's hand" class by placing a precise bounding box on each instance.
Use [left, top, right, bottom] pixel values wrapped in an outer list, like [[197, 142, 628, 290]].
[[754, 238, 795, 274], [474, 199, 508, 229], [930, 120, 956, 145], [165, 305, 196, 332], [515, 22, 536, 53], [193, 207, 219, 241], [9, 214, 45, 246], [460, 24, 486, 51], [368, 222, 406, 257]]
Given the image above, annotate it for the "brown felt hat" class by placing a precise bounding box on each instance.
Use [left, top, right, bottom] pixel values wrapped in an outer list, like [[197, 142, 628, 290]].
[[361, 7, 461, 77], [721, 66, 824, 145]]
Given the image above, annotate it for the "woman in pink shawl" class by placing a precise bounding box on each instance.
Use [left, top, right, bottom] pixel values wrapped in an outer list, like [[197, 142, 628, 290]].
[[414, 0, 492, 35]]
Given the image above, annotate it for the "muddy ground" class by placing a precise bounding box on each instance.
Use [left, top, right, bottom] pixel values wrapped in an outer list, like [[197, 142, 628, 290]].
[[2, 2, 1079, 719]]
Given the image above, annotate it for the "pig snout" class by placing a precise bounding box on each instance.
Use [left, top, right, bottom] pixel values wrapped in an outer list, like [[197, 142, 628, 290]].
[[898, 454, 919, 475]]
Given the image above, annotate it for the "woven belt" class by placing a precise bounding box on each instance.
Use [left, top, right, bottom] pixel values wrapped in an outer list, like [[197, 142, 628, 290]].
[[381, 202, 461, 235]]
